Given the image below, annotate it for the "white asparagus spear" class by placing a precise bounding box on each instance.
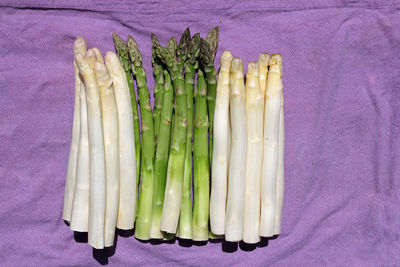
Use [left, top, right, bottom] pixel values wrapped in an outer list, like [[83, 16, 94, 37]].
[[270, 54, 284, 235], [274, 95, 284, 235], [227, 110, 231, 165], [63, 37, 87, 222], [225, 58, 247, 242], [95, 61, 120, 247], [92, 47, 104, 64], [243, 62, 263, 244], [258, 53, 270, 133], [105, 51, 137, 230], [70, 72, 90, 232], [75, 51, 106, 249], [260, 59, 282, 237], [258, 53, 270, 99], [210, 51, 233, 235]]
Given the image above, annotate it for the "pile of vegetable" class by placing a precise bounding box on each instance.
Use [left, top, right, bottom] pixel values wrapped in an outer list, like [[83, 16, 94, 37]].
[[63, 28, 284, 249]]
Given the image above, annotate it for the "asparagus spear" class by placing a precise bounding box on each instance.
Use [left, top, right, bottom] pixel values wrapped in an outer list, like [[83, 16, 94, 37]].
[[210, 50, 233, 235], [177, 33, 200, 239], [152, 34, 165, 146], [243, 62, 263, 244], [113, 33, 141, 193], [76, 51, 106, 249], [225, 57, 246, 242], [260, 58, 282, 237], [95, 60, 120, 247], [127, 36, 156, 240], [63, 37, 87, 222], [105, 51, 137, 230], [150, 69, 174, 239], [192, 69, 210, 241], [199, 27, 219, 164], [155, 29, 191, 233], [269, 54, 284, 235]]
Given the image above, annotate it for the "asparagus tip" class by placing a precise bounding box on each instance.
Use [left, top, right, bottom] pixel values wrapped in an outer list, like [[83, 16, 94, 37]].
[[220, 50, 233, 69], [269, 53, 282, 66], [258, 53, 271, 67], [73, 36, 87, 55], [231, 57, 243, 73], [204, 26, 219, 61], [151, 33, 160, 48], [188, 33, 201, 64], [247, 61, 259, 74], [127, 35, 142, 66], [178, 28, 191, 58]]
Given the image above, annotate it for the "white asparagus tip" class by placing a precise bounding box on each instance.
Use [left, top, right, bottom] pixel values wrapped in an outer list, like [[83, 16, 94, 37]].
[[94, 61, 105, 72], [269, 64, 281, 75], [247, 61, 259, 74], [74, 53, 85, 67], [92, 47, 104, 64], [258, 53, 270, 67], [74, 36, 87, 55], [269, 53, 282, 67], [231, 57, 243, 74], [220, 51, 233, 70], [85, 49, 97, 69], [105, 51, 119, 66], [95, 62, 113, 90]]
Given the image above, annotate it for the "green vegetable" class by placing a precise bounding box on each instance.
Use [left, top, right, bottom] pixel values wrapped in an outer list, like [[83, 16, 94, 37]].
[[199, 27, 219, 165], [127, 36, 155, 240], [152, 34, 164, 146], [177, 33, 201, 239], [113, 33, 141, 195], [192, 69, 209, 241], [150, 69, 174, 239], [155, 29, 190, 233]]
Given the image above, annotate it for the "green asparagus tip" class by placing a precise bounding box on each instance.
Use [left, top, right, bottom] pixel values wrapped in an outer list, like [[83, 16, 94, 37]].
[[200, 26, 219, 64], [199, 38, 211, 66], [127, 35, 142, 67], [151, 33, 160, 48], [167, 37, 178, 58], [188, 33, 201, 65], [113, 32, 131, 71], [155, 44, 173, 68], [178, 28, 191, 59]]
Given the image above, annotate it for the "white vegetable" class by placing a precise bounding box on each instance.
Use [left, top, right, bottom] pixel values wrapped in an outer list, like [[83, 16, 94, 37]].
[[95, 61, 120, 247], [70, 73, 90, 232], [105, 51, 137, 230], [225, 58, 246, 242], [258, 53, 270, 133], [210, 50, 233, 235], [63, 37, 86, 222], [271, 54, 284, 235], [243, 62, 263, 244], [258, 53, 270, 100], [92, 47, 104, 64], [260, 59, 282, 237], [274, 95, 284, 235], [76, 51, 106, 249]]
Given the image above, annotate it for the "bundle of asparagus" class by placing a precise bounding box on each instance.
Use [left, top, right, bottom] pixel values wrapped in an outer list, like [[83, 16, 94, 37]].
[[63, 28, 285, 250], [210, 52, 284, 243]]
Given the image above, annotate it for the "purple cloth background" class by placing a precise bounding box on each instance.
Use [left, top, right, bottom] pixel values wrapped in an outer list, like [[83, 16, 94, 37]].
[[1, 0, 399, 265]]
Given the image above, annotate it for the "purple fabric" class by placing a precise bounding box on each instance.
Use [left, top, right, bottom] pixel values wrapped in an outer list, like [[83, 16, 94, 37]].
[[1, 0, 399, 265]]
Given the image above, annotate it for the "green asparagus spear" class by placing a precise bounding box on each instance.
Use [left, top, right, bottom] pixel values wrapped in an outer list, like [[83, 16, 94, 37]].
[[127, 36, 155, 240], [199, 27, 219, 165], [150, 69, 174, 239], [177, 33, 201, 239], [192, 69, 209, 240], [155, 29, 191, 233], [152, 34, 164, 146], [113, 33, 141, 195]]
